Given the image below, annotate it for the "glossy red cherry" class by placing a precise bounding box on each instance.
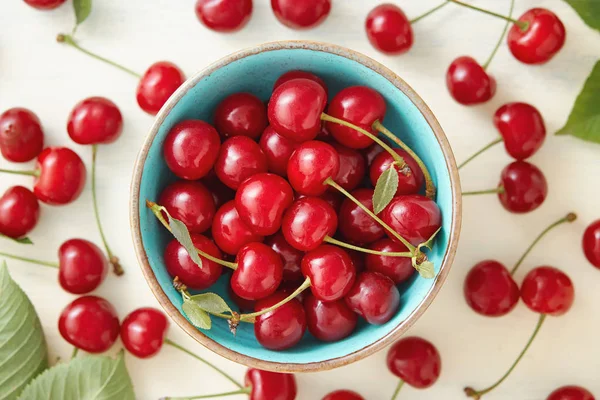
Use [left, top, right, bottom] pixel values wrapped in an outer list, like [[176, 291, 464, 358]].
[[274, 70, 328, 97], [387, 336, 442, 388], [363, 143, 384, 166], [259, 126, 298, 177], [282, 197, 337, 251], [203, 173, 235, 209], [58, 295, 120, 353], [301, 245, 356, 301], [0, 186, 40, 238], [332, 144, 366, 191], [136, 61, 185, 115], [265, 233, 304, 283], [164, 234, 223, 290], [583, 220, 600, 269], [159, 180, 215, 234], [338, 188, 385, 244], [254, 291, 306, 350], [326, 86, 386, 149], [268, 78, 328, 142], [322, 390, 364, 400], [231, 242, 283, 300], [0, 108, 44, 162], [494, 102, 546, 160], [463, 260, 519, 317], [365, 239, 413, 284], [34, 147, 86, 205], [521, 266, 574, 316], [508, 8, 566, 65], [345, 271, 400, 324], [215, 93, 267, 139], [287, 141, 339, 196], [121, 308, 169, 359], [446, 56, 496, 105], [23, 0, 66, 9], [215, 136, 268, 190], [271, 0, 331, 30], [67, 97, 123, 145], [370, 148, 423, 195], [547, 386, 595, 400], [163, 120, 221, 180], [245, 369, 297, 400], [228, 280, 256, 312], [58, 239, 108, 294], [212, 200, 264, 255], [195, 0, 252, 32], [382, 195, 441, 246], [304, 293, 357, 342], [365, 4, 413, 55], [498, 161, 548, 213]]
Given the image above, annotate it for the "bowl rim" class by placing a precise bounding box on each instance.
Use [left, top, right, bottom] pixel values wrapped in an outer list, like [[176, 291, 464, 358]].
[[130, 40, 462, 373]]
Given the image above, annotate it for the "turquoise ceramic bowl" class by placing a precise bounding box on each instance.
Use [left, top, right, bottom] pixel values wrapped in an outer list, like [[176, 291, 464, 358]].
[[131, 41, 461, 372]]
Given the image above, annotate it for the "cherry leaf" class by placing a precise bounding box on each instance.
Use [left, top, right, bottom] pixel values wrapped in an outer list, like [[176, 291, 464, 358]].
[[0, 233, 33, 245], [373, 165, 399, 214], [182, 298, 212, 330], [563, 0, 600, 32], [416, 260, 435, 279], [73, 0, 92, 26], [190, 292, 232, 315]]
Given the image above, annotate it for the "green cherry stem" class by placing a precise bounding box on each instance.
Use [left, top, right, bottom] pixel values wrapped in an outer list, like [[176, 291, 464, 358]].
[[410, 1, 450, 24], [390, 380, 405, 400], [71, 347, 79, 359], [447, 0, 528, 31], [458, 138, 503, 170], [0, 252, 58, 268], [161, 387, 252, 400], [462, 186, 504, 196], [482, 0, 515, 69], [323, 236, 412, 258], [0, 168, 39, 177]]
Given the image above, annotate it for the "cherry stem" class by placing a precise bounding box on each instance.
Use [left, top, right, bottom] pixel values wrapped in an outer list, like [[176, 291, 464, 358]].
[[0, 251, 58, 268], [447, 0, 528, 31], [71, 347, 79, 359], [91, 145, 123, 276], [511, 213, 576, 276], [482, 0, 515, 69], [390, 380, 405, 400], [0, 168, 39, 177], [372, 120, 436, 199], [323, 236, 412, 258], [464, 314, 546, 399], [462, 186, 504, 196], [161, 387, 252, 400], [458, 138, 502, 169], [410, 1, 450, 24], [56, 34, 142, 79], [163, 338, 243, 389]]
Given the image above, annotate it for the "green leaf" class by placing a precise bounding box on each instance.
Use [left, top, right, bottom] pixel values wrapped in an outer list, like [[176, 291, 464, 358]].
[[73, 0, 92, 26], [0, 262, 48, 400], [373, 165, 399, 214], [0, 234, 33, 245], [163, 207, 203, 270], [17, 351, 135, 400], [563, 0, 600, 31], [416, 260, 435, 279], [556, 60, 600, 143], [190, 292, 232, 315], [182, 299, 211, 330]]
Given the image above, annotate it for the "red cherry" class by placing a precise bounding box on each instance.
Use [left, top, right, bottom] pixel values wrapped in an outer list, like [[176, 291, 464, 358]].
[[203, 173, 235, 209], [0, 108, 44, 162], [332, 143, 366, 191], [297, 191, 343, 213], [259, 126, 298, 177], [520, 266, 574, 316], [347, 249, 366, 274], [382, 195, 441, 246], [271, 0, 331, 30], [345, 271, 399, 325], [23, 0, 66, 10], [0, 186, 40, 238], [304, 293, 357, 342], [365, 4, 413, 55], [365, 239, 413, 284], [498, 161, 548, 213], [215, 136, 268, 190], [34, 147, 86, 205], [463, 260, 519, 317], [164, 234, 223, 290], [214, 93, 267, 139], [231, 242, 283, 300], [282, 197, 337, 251], [287, 140, 339, 196], [121, 308, 169, 358], [322, 390, 364, 400], [508, 8, 566, 65], [583, 220, 600, 269], [245, 369, 297, 400], [370, 148, 423, 195], [58, 239, 108, 294], [363, 144, 384, 166], [326, 86, 386, 149], [159, 180, 215, 234], [58, 295, 120, 353], [163, 120, 221, 180], [254, 291, 306, 350], [268, 78, 328, 142], [67, 97, 123, 145], [265, 233, 304, 283], [136, 61, 185, 115], [212, 200, 264, 255], [446, 56, 496, 105], [387, 336, 442, 388], [301, 245, 356, 301], [195, 0, 252, 32], [338, 188, 385, 244], [228, 280, 256, 312], [547, 386, 595, 400], [494, 102, 546, 160], [274, 71, 328, 97]]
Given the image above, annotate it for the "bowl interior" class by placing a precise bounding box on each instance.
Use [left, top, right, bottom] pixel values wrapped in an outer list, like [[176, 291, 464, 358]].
[[137, 46, 454, 366]]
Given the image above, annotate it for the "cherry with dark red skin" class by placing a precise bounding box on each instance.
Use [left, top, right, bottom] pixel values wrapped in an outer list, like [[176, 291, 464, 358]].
[[58, 239, 109, 294], [231, 242, 283, 300], [347, 249, 365, 274], [446, 56, 496, 106], [159, 180, 215, 234], [67, 97, 123, 145], [282, 197, 337, 251], [322, 390, 364, 400], [215, 136, 268, 190], [287, 140, 339, 196], [382, 195, 442, 246], [498, 161, 548, 214], [332, 143, 366, 191], [339, 188, 384, 245], [274, 70, 328, 97], [228, 280, 256, 312], [547, 386, 595, 400], [203, 173, 235, 209], [58, 295, 120, 353], [304, 293, 357, 342], [245, 368, 297, 400], [212, 200, 264, 255], [366, 239, 413, 284], [326, 86, 386, 149], [164, 234, 223, 290], [265, 233, 304, 283], [268, 78, 328, 142], [163, 120, 221, 180], [0, 186, 40, 238], [363, 143, 384, 166], [0, 108, 44, 162], [370, 148, 424, 196], [366, 4, 413, 55], [271, 0, 331, 30], [254, 291, 306, 350], [508, 8, 566, 65], [495, 102, 546, 160], [120, 308, 168, 358], [34, 147, 86, 205], [387, 336, 442, 389], [301, 245, 356, 302], [583, 220, 600, 269], [296, 191, 343, 213], [136, 61, 185, 115], [463, 260, 519, 317], [23, 0, 66, 10], [214, 93, 267, 139], [195, 0, 252, 33], [345, 271, 400, 325], [521, 266, 574, 316], [259, 126, 298, 177]]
